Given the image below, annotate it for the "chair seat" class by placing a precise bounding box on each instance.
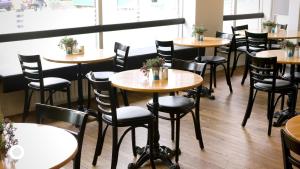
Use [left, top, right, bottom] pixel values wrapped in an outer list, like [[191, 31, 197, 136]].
[[147, 96, 194, 113], [29, 77, 71, 90], [237, 46, 264, 53], [200, 56, 227, 64], [254, 79, 295, 91], [102, 106, 153, 125], [93, 71, 115, 80], [163, 62, 172, 68], [283, 72, 300, 83]]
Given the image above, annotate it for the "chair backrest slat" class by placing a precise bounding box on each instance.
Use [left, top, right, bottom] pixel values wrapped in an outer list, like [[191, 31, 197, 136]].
[[172, 58, 206, 77], [18, 54, 44, 87], [249, 55, 277, 88], [86, 72, 118, 123], [156, 40, 174, 64], [114, 42, 130, 72], [245, 31, 268, 52]]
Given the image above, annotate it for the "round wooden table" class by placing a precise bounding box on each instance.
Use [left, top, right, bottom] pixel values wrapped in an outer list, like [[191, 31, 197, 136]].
[[255, 49, 300, 64], [174, 37, 230, 48], [174, 37, 230, 99], [7, 123, 78, 169], [110, 69, 203, 168], [246, 30, 300, 40], [256, 49, 300, 126], [285, 115, 300, 141], [43, 49, 114, 110]]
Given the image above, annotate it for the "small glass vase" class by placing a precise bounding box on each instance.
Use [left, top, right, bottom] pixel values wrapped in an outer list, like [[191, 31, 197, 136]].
[[286, 47, 295, 57], [159, 67, 168, 80], [196, 33, 204, 41], [150, 67, 160, 80]]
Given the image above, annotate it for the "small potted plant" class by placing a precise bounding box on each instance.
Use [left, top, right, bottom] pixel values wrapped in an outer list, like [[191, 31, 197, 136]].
[[0, 116, 18, 168], [140, 57, 165, 80], [263, 20, 276, 33], [282, 40, 297, 57], [193, 25, 207, 41], [58, 37, 78, 54]]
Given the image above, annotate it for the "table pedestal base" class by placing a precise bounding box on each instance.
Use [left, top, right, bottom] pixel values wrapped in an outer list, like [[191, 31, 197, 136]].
[[128, 146, 180, 169], [185, 87, 215, 100], [273, 110, 298, 127]]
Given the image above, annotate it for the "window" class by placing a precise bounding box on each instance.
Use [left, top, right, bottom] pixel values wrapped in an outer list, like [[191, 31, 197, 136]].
[[0, 0, 98, 70], [223, 0, 262, 33], [102, 0, 182, 50]]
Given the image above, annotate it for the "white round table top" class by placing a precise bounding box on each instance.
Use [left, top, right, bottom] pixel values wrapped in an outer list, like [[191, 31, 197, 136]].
[[255, 49, 300, 65], [43, 48, 114, 64], [10, 123, 78, 169], [110, 69, 203, 93], [173, 37, 230, 48]]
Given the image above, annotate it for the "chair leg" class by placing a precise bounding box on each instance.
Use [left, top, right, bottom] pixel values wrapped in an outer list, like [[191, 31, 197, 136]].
[[213, 64, 217, 88], [111, 126, 119, 169], [170, 113, 175, 141], [22, 88, 30, 122], [231, 50, 238, 77], [67, 86, 71, 108], [49, 91, 53, 105], [267, 92, 275, 136], [209, 64, 213, 92], [121, 90, 129, 106], [73, 147, 81, 169], [113, 87, 120, 108], [241, 54, 249, 85], [222, 63, 233, 93], [92, 120, 105, 166], [131, 129, 137, 156], [175, 113, 180, 163], [242, 87, 256, 127], [87, 81, 91, 109], [193, 110, 204, 149]]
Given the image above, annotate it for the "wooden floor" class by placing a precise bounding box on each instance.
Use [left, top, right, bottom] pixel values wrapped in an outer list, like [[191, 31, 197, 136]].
[[11, 67, 295, 169]]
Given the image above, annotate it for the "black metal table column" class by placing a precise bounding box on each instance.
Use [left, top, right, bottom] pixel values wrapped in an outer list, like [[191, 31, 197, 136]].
[[76, 63, 85, 111], [128, 93, 178, 169]]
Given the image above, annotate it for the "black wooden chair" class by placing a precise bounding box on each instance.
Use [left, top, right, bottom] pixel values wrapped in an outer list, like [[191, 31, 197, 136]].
[[281, 129, 300, 169], [87, 42, 130, 108], [241, 31, 268, 85], [18, 54, 71, 122], [36, 103, 88, 169], [231, 24, 248, 77], [155, 40, 174, 68], [86, 73, 155, 169], [147, 58, 205, 166], [242, 55, 297, 136], [269, 24, 288, 49], [195, 31, 233, 93]]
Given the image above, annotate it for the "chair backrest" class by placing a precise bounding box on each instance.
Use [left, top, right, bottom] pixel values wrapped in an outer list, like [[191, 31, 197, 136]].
[[155, 40, 174, 66], [277, 24, 288, 30], [86, 72, 118, 125], [113, 42, 130, 72], [281, 129, 300, 169], [18, 54, 44, 87], [245, 31, 268, 52], [215, 31, 233, 56], [249, 54, 277, 91], [171, 58, 206, 77], [231, 25, 248, 48], [36, 103, 88, 169]]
